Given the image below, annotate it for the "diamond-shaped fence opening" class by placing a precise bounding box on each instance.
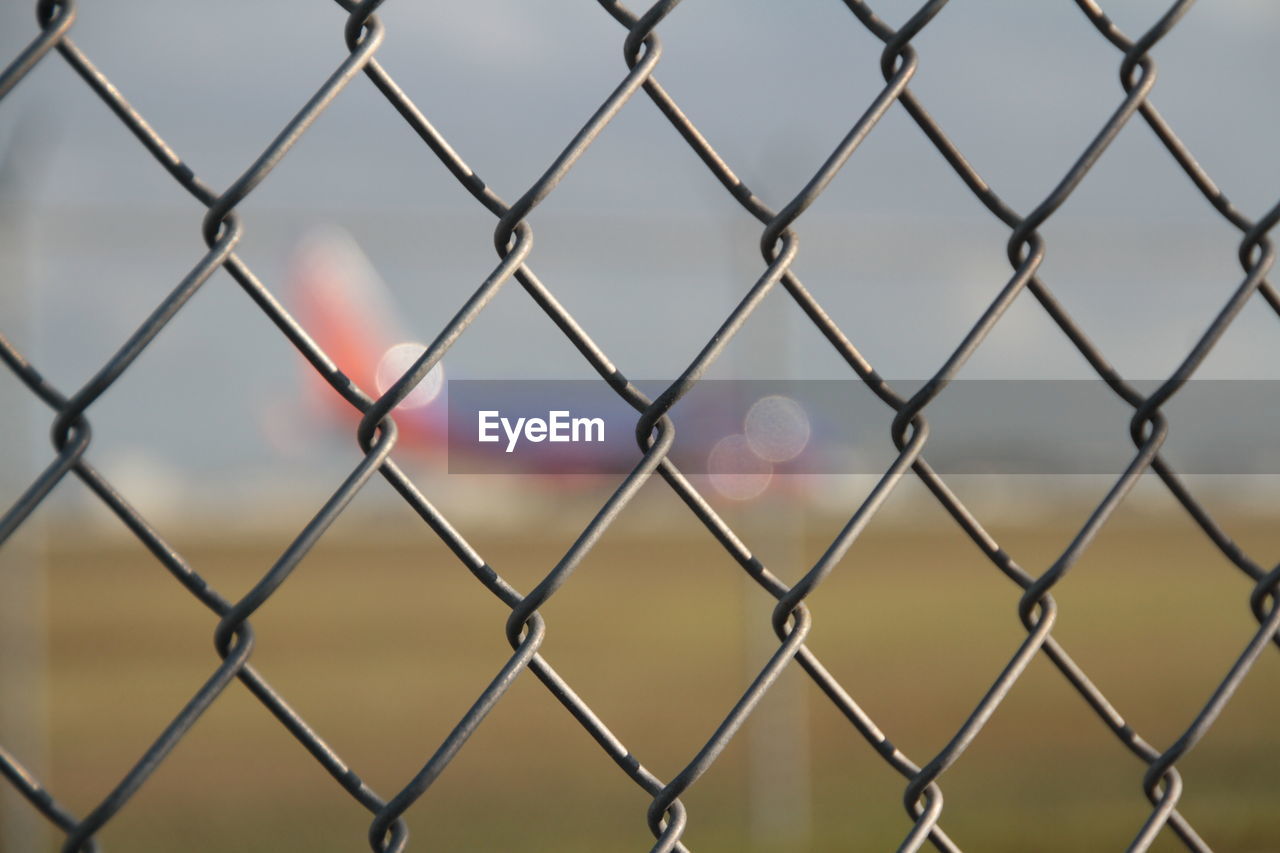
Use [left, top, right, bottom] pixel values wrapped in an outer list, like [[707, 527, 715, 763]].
[[1, 1, 1278, 852]]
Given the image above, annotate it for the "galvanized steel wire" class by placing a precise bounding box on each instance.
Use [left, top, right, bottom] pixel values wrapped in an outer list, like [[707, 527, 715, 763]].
[[1, 0, 1278, 850]]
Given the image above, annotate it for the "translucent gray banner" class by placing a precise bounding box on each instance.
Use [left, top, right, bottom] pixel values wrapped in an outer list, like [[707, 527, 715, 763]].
[[438, 380, 1280, 475]]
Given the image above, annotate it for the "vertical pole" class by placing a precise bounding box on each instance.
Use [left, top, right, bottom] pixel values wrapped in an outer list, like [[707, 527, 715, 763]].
[[744, 498, 811, 852], [0, 519, 48, 853], [727, 208, 811, 852], [0, 128, 50, 853]]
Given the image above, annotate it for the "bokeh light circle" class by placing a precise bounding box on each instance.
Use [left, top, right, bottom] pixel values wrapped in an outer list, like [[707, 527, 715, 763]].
[[743, 395, 810, 462], [375, 342, 444, 410], [708, 434, 773, 501]]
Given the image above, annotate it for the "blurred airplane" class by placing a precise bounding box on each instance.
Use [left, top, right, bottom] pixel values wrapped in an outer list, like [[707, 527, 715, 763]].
[[286, 225, 825, 499], [288, 225, 447, 456]]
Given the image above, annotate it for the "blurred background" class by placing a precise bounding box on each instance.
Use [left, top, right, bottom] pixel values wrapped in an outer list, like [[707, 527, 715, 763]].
[[1, 1, 1279, 850]]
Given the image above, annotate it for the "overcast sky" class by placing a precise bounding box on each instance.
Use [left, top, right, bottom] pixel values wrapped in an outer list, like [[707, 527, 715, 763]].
[[1, 1, 1277, 516]]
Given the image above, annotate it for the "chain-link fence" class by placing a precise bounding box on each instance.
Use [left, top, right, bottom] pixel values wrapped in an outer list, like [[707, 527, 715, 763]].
[[1, 1, 1278, 851]]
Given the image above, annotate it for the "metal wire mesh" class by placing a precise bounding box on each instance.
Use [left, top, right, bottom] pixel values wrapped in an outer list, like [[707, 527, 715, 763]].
[[1, 0, 1278, 851]]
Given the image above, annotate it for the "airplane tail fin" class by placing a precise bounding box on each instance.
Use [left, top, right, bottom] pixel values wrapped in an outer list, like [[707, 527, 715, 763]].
[[288, 226, 445, 445]]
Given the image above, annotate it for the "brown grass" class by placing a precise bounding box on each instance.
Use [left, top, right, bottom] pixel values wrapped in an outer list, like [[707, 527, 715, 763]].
[[18, 503, 1280, 851]]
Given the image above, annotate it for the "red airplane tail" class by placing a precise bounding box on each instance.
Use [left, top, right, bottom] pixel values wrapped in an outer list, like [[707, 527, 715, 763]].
[[288, 226, 445, 449]]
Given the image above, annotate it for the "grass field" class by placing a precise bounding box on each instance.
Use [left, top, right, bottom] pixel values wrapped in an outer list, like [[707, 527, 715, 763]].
[[7, 494, 1280, 852]]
